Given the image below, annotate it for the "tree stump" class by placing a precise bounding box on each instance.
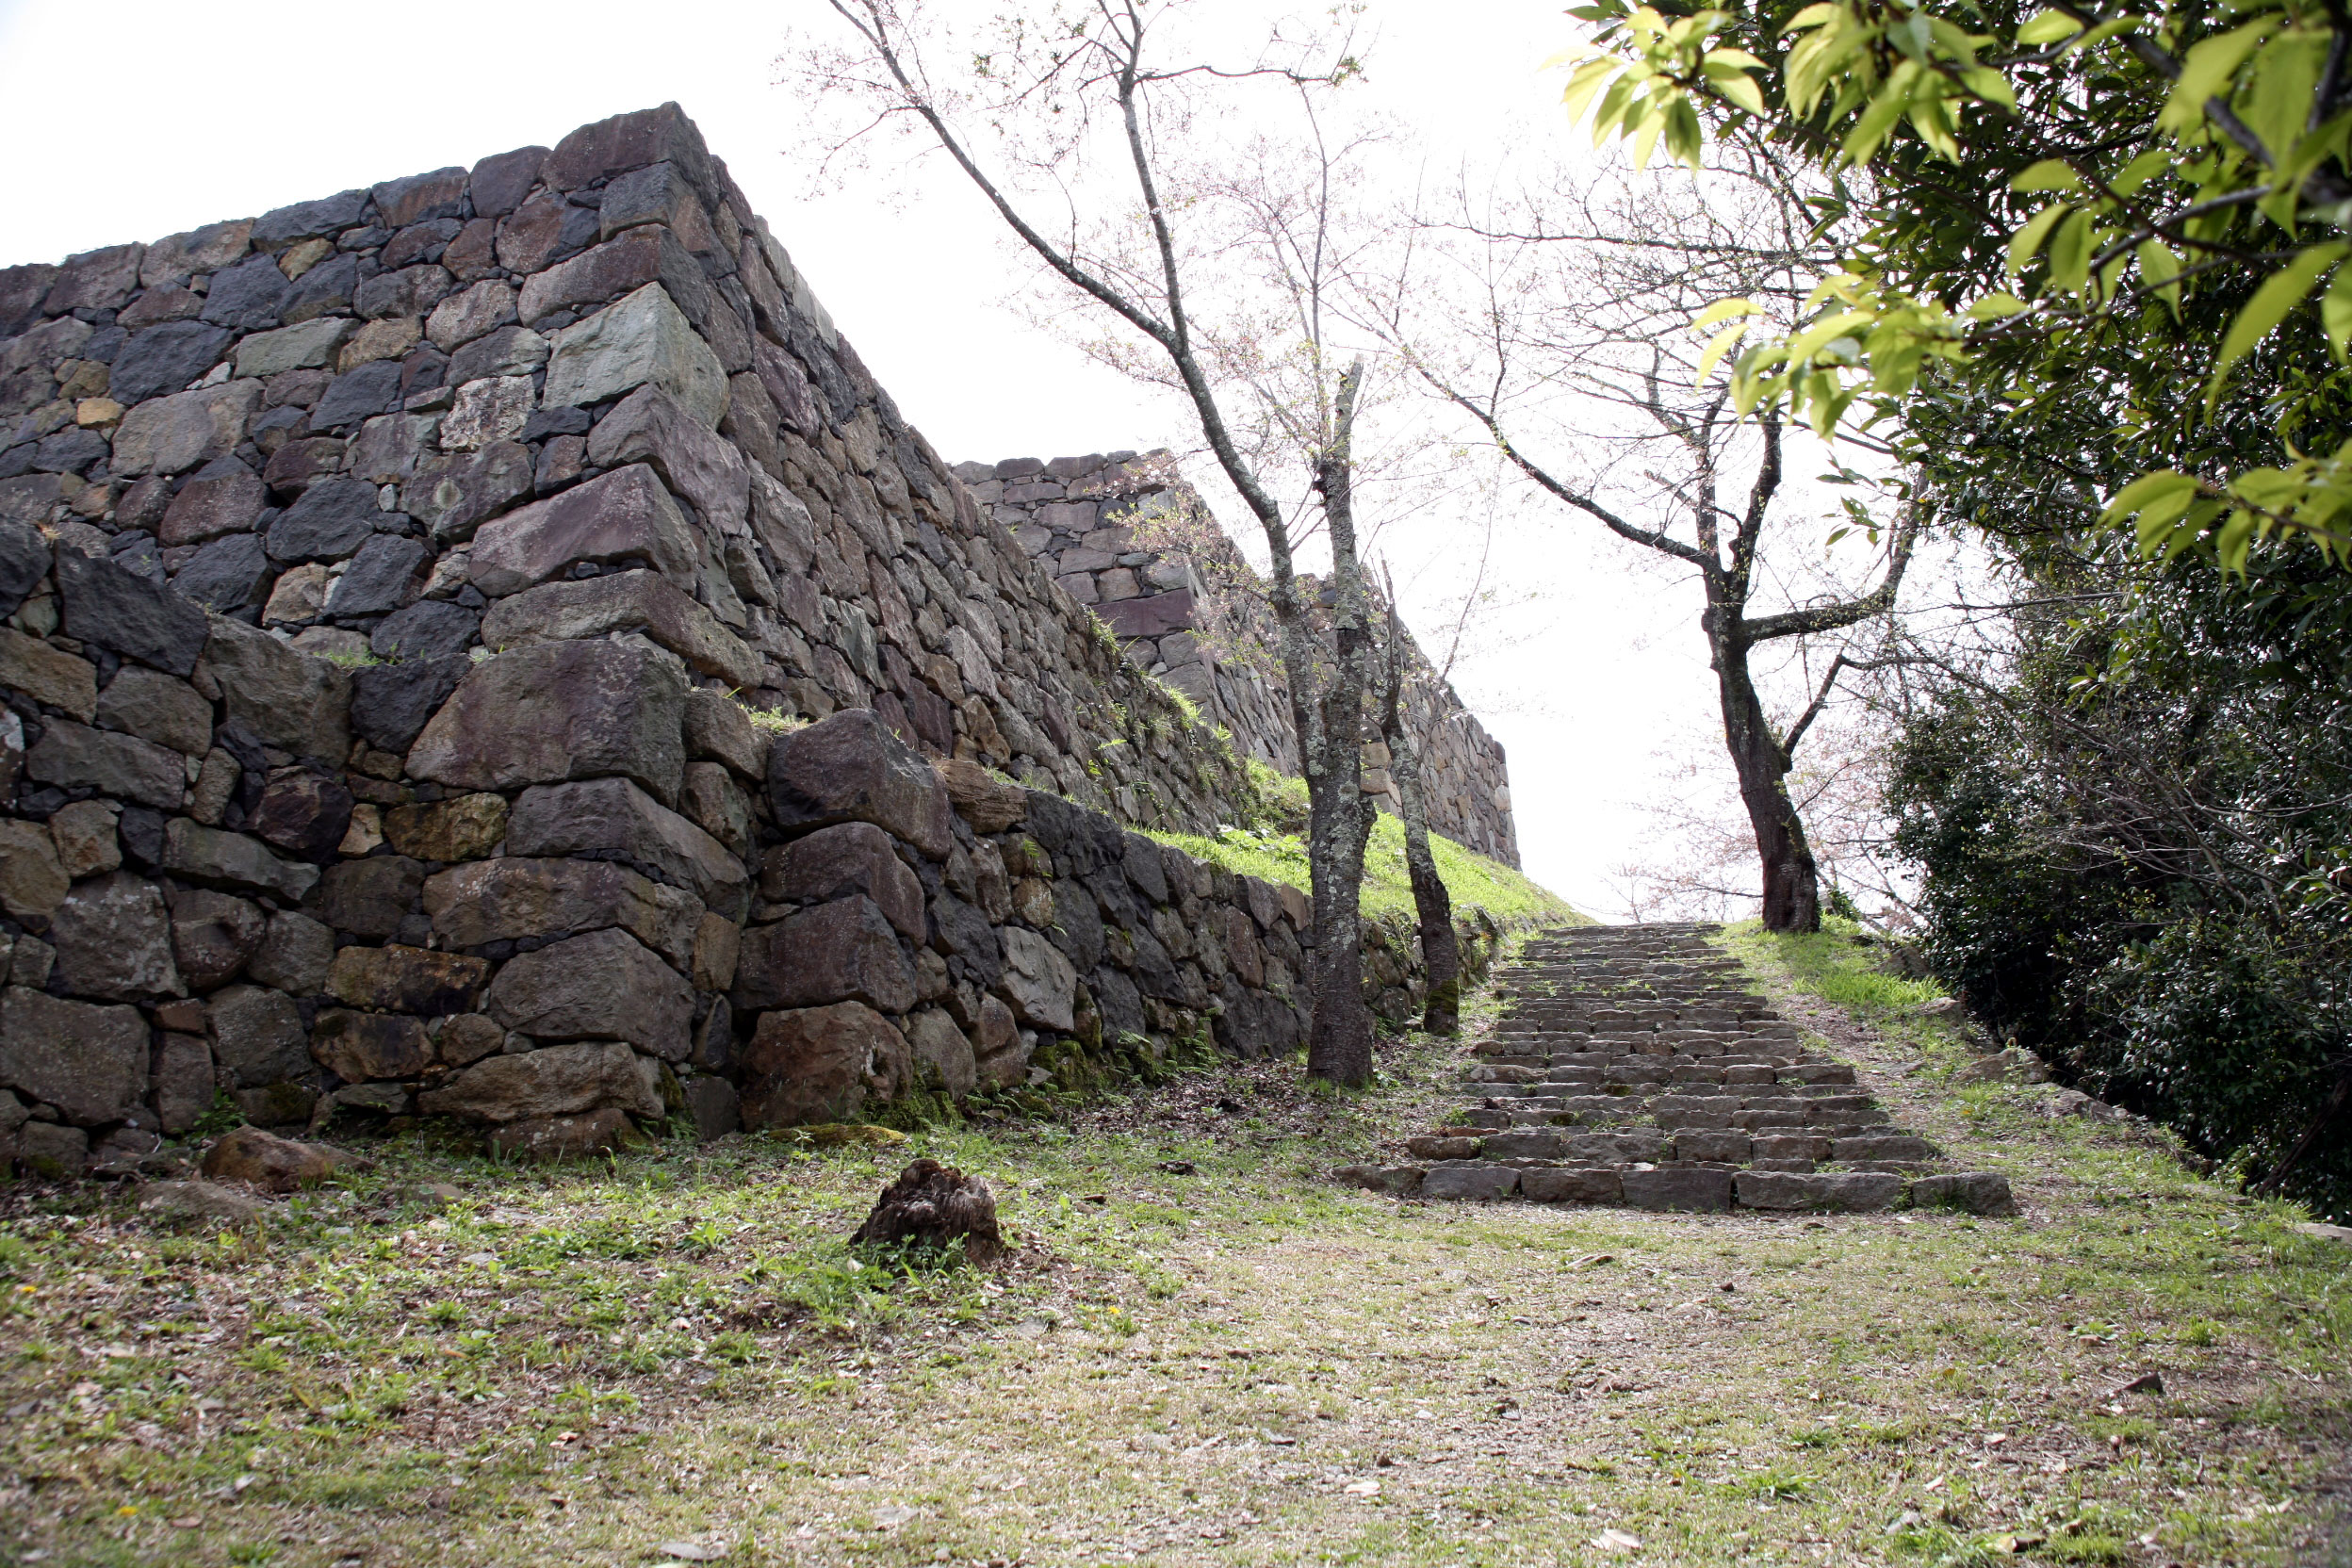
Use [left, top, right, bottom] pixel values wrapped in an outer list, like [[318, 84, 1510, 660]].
[[849, 1158, 1004, 1265]]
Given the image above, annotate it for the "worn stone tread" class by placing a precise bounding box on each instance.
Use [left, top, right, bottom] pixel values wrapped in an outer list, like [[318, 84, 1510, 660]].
[[1334, 923, 2015, 1217]]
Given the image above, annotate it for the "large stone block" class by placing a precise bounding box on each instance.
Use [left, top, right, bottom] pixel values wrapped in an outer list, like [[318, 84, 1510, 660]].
[[350, 655, 468, 754], [369, 600, 481, 662], [159, 466, 266, 548], [404, 638, 686, 806], [54, 547, 210, 675], [998, 925, 1076, 1032], [0, 628, 96, 720], [738, 1001, 910, 1128], [475, 569, 755, 687], [766, 709, 953, 859], [583, 384, 749, 531], [140, 220, 253, 288], [47, 872, 183, 1003], [732, 897, 917, 1016], [401, 441, 534, 542], [938, 758, 1028, 833], [162, 819, 319, 903], [152, 1032, 214, 1134], [93, 667, 211, 758], [1621, 1168, 1734, 1213], [172, 535, 274, 615], [601, 160, 718, 248], [0, 819, 68, 922], [374, 167, 470, 229], [382, 792, 507, 862], [542, 284, 727, 427], [313, 856, 424, 939], [1421, 1164, 1520, 1200], [683, 688, 763, 779], [45, 243, 144, 314], [422, 857, 696, 961], [111, 381, 262, 477], [482, 927, 693, 1058], [248, 768, 356, 864], [427, 280, 520, 351], [417, 1038, 661, 1123], [325, 944, 491, 1016], [168, 886, 266, 990], [266, 477, 386, 563], [504, 776, 746, 917], [542, 104, 720, 208], [1520, 1168, 1625, 1204], [0, 520, 48, 618], [760, 822, 923, 939], [310, 1009, 433, 1083], [321, 535, 427, 617], [1735, 1170, 1906, 1213], [248, 909, 335, 995], [466, 464, 697, 597], [253, 189, 367, 248], [904, 1007, 977, 1100], [203, 615, 351, 763], [25, 719, 185, 809], [234, 318, 353, 379], [516, 226, 709, 328], [110, 321, 237, 405], [206, 983, 311, 1090], [1830, 1134, 1938, 1163], [470, 145, 547, 219], [0, 986, 148, 1125]]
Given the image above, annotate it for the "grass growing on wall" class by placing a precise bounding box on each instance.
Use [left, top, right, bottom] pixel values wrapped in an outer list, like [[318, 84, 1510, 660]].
[[1145, 814, 1584, 926]]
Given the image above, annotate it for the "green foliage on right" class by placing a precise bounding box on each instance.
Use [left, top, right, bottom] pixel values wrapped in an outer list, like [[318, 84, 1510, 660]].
[[1564, 0, 2352, 570]]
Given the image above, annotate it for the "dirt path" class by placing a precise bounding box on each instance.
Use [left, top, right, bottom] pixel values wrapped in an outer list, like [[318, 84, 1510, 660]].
[[2, 928, 2346, 1566]]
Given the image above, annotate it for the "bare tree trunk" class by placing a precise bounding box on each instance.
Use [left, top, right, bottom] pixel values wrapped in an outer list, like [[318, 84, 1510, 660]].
[[1709, 612, 1821, 933], [1302, 366, 1378, 1086], [1389, 710, 1461, 1033], [1378, 584, 1460, 1035]]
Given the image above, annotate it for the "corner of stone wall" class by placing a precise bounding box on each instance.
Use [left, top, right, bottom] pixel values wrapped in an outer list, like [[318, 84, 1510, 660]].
[[0, 103, 1453, 1180]]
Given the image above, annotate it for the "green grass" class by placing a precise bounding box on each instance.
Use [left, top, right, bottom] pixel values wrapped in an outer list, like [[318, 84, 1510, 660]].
[[1144, 812, 1583, 925], [8, 931, 2349, 1566]]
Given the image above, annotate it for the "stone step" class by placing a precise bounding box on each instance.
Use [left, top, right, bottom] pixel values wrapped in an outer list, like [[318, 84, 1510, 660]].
[[1339, 922, 2013, 1217]]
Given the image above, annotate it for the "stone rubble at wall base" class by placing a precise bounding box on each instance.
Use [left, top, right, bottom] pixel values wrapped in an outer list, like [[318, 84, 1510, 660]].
[[0, 105, 1515, 1178]]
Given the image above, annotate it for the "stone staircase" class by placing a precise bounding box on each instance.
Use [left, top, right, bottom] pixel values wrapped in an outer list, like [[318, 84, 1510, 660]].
[[1338, 923, 2013, 1215]]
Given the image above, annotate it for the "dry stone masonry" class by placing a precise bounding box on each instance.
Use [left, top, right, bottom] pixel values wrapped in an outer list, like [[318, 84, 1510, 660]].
[[967, 452, 1521, 865], [0, 105, 1511, 1178], [1339, 923, 2015, 1215]]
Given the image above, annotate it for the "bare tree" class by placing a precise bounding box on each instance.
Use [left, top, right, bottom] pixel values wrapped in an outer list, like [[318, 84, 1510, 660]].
[[1368, 145, 1915, 932], [802, 0, 1400, 1081], [1375, 566, 1459, 1034]]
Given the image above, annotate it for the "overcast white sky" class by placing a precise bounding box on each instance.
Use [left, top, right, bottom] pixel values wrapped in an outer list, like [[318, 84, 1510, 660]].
[[0, 0, 1872, 919]]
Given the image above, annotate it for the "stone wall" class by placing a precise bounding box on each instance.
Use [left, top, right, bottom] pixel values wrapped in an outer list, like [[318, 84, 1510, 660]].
[[962, 451, 1520, 864], [0, 105, 1504, 1178]]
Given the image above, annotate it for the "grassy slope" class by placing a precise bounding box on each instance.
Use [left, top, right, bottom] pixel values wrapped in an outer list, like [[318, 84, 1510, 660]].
[[1147, 814, 1585, 926], [2, 926, 2346, 1567]]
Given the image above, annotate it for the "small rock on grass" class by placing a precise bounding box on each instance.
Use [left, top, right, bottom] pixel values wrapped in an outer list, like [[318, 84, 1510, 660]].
[[138, 1179, 263, 1226], [200, 1125, 359, 1192]]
